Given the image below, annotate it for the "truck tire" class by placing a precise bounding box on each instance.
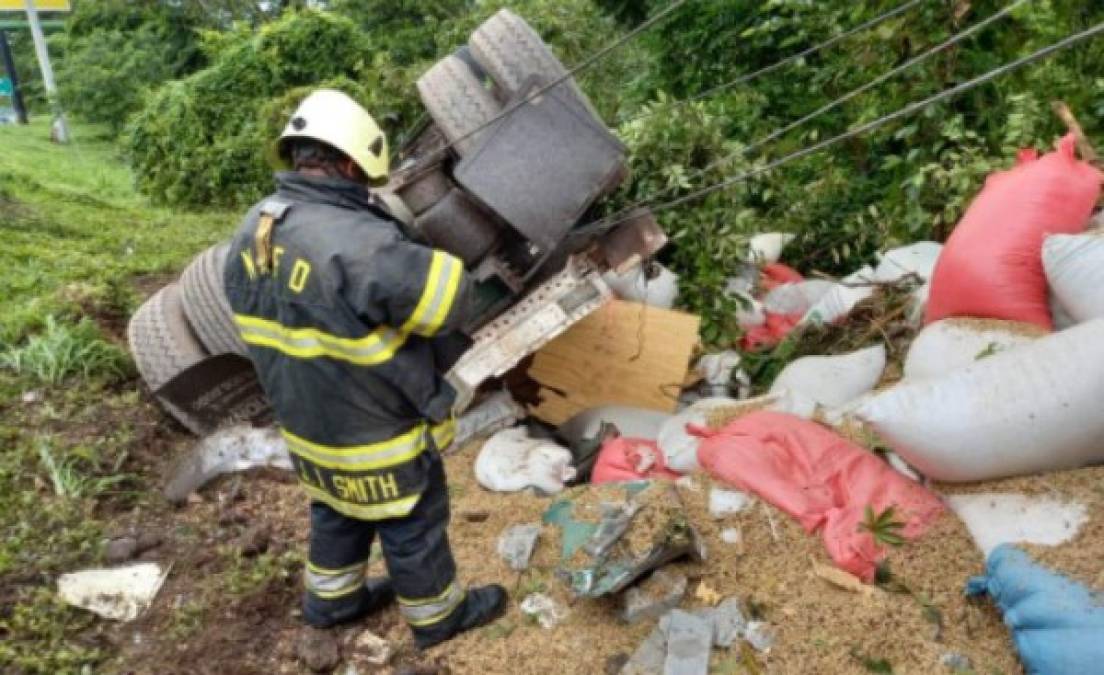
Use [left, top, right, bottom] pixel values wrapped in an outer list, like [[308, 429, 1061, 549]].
[[417, 54, 502, 157], [179, 243, 248, 357], [127, 283, 210, 434], [394, 166, 453, 217], [469, 9, 597, 116]]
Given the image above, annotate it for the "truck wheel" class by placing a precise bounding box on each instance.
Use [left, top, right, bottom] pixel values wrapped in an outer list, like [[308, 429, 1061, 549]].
[[180, 243, 248, 357], [417, 54, 502, 157], [469, 9, 597, 116], [127, 283, 210, 434]]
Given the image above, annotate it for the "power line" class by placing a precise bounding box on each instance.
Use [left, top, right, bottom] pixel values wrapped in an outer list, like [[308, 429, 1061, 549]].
[[572, 18, 1104, 239], [409, 0, 691, 172], [620, 0, 931, 125], [593, 0, 1027, 234]]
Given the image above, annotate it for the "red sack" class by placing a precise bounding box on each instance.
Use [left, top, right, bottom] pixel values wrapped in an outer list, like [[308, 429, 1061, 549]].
[[591, 437, 682, 484], [759, 263, 803, 291], [696, 411, 943, 581], [740, 312, 801, 351], [926, 135, 1102, 329]]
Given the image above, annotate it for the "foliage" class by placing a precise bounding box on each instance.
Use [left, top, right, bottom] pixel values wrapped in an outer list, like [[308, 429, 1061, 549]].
[[124, 10, 421, 208], [333, 0, 473, 65], [859, 505, 906, 547], [0, 316, 132, 385]]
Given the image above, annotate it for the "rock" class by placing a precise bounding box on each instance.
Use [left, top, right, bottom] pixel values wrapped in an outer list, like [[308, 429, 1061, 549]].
[[351, 628, 392, 667], [940, 652, 972, 671], [720, 528, 742, 546], [135, 531, 164, 555], [621, 624, 667, 675], [622, 570, 687, 624], [708, 489, 751, 518], [605, 653, 630, 675], [707, 598, 748, 648], [296, 627, 341, 673], [104, 537, 138, 564], [519, 593, 568, 629], [21, 390, 41, 404], [497, 524, 541, 571], [744, 620, 775, 653], [235, 525, 271, 557], [663, 609, 712, 675], [57, 563, 167, 622]]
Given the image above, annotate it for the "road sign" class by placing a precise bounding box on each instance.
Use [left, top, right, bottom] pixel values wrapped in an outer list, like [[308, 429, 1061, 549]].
[[0, 77, 11, 97], [0, 1, 71, 11]]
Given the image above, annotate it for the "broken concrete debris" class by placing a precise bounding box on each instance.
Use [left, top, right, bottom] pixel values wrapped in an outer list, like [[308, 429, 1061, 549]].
[[662, 610, 713, 675], [349, 628, 393, 667], [57, 563, 169, 622], [708, 488, 750, 519], [497, 523, 541, 571], [621, 569, 687, 624], [620, 599, 766, 675]]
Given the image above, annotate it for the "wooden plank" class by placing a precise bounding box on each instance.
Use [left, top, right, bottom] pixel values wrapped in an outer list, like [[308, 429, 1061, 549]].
[[528, 300, 701, 425]]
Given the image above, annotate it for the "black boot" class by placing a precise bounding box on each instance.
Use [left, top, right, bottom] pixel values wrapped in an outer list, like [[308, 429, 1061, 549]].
[[413, 584, 508, 650], [303, 576, 396, 629]]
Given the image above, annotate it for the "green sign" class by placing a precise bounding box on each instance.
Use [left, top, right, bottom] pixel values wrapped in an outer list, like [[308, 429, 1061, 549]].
[[0, 77, 11, 97]]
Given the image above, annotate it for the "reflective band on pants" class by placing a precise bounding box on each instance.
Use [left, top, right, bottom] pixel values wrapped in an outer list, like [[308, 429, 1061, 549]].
[[305, 560, 367, 599], [398, 582, 465, 627]]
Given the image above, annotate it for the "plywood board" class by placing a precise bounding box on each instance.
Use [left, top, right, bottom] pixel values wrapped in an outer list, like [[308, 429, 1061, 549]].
[[528, 300, 700, 425]]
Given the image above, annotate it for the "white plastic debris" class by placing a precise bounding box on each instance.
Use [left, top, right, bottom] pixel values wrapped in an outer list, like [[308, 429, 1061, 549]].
[[720, 528, 743, 546], [762, 280, 836, 316], [351, 628, 393, 667], [164, 425, 291, 503], [454, 390, 526, 448], [769, 345, 886, 408], [748, 232, 796, 265], [695, 351, 749, 398], [475, 428, 577, 494], [1043, 231, 1104, 323], [520, 593, 568, 629], [708, 488, 751, 518], [558, 406, 671, 447], [946, 493, 1088, 557], [872, 242, 943, 284], [602, 263, 679, 309], [904, 319, 1042, 381], [57, 563, 168, 621], [497, 524, 541, 571], [858, 319, 1104, 481], [744, 620, 775, 653], [801, 266, 876, 325], [1051, 292, 1078, 330], [732, 294, 767, 329]]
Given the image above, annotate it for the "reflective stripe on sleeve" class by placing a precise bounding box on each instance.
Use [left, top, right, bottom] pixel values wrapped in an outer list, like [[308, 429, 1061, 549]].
[[430, 418, 456, 450], [400, 251, 464, 338], [398, 582, 466, 627]]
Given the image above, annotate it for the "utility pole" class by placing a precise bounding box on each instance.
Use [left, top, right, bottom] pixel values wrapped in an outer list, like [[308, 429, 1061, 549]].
[[23, 0, 67, 142], [0, 28, 27, 123]]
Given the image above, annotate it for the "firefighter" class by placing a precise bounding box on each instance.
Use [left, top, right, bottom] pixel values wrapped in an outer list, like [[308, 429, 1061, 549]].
[[224, 89, 507, 649]]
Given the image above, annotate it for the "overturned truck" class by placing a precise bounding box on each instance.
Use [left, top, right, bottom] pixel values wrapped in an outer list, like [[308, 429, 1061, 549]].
[[127, 10, 666, 434]]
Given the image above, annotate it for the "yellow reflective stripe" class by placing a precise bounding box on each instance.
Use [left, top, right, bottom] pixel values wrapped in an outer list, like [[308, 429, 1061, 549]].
[[307, 560, 367, 577], [401, 586, 467, 627], [431, 418, 456, 450], [301, 483, 420, 520], [235, 314, 404, 366], [398, 582, 459, 608], [401, 251, 464, 337], [282, 426, 427, 471]]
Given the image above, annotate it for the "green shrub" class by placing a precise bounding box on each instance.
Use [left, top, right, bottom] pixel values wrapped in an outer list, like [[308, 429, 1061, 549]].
[[124, 10, 421, 208]]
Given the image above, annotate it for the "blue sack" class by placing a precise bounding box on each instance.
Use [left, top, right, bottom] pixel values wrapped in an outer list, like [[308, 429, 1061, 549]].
[[966, 544, 1104, 675]]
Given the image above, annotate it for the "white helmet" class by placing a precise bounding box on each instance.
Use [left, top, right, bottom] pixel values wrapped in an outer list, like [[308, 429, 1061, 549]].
[[278, 89, 389, 183]]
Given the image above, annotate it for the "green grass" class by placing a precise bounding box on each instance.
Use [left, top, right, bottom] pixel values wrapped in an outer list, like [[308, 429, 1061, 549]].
[[0, 118, 240, 673]]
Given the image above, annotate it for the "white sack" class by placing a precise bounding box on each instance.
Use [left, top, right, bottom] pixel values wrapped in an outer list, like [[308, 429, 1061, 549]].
[[558, 406, 671, 446], [946, 493, 1088, 557], [762, 280, 836, 316], [730, 292, 766, 328], [801, 266, 875, 325], [1051, 291, 1078, 330], [769, 345, 886, 408], [872, 242, 943, 283], [747, 232, 795, 264], [58, 563, 168, 621], [696, 350, 750, 398], [475, 428, 576, 494], [602, 263, 679, 309], [904, 319, 1044, 381], [1043, 231, 1104, 323], [658, 393, 816, 474], [857, 319, 1104, 482]]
